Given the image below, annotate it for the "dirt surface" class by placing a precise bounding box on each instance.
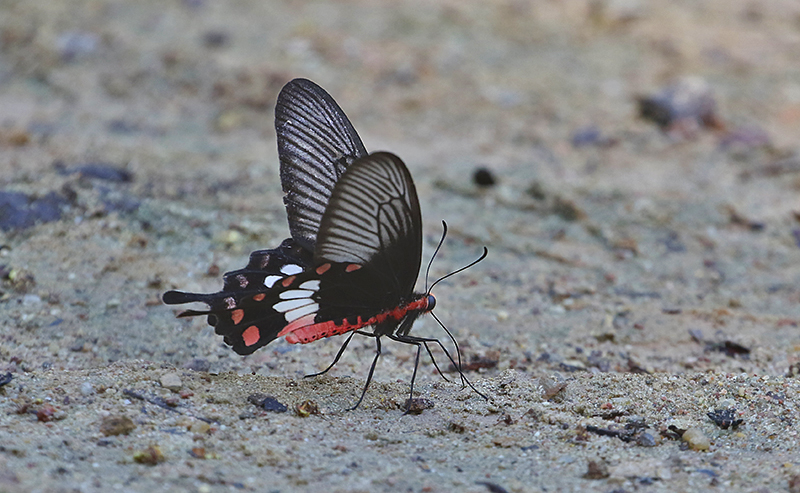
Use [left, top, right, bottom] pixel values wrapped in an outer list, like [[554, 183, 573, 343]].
[[2, 1, 800, 492]]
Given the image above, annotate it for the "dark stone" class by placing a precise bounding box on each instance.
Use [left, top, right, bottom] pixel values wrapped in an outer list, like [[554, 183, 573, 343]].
[[0, 190, 71, 231], [248, 393, 287, 413], [472, 167, 496, 187]]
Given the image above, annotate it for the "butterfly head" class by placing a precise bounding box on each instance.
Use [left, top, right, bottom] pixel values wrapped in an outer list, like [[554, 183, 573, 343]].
[[424, 293, 436, 312]]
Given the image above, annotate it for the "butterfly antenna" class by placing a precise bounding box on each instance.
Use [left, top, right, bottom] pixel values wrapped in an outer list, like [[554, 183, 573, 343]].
[[424, 238, 487, 391], [424, 221, 449, 293], [427, 246, 488, 295]]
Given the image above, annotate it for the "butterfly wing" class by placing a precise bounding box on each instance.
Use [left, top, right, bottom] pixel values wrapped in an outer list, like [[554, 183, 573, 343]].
[[162, 239, 317, 355], [276, 78, 368, 252], [310, 152, 423, 324]]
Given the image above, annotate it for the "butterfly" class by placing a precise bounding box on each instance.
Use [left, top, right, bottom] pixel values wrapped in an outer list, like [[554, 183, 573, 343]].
[[163, 78, 487, 410]]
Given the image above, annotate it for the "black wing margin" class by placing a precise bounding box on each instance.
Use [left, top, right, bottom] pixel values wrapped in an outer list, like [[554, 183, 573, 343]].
[[276, 78, 368, 252], [315, 152, 423, 302]]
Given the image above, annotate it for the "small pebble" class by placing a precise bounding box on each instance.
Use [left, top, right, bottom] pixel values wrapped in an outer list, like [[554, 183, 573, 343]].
[[183, 358, 211, 372], [636, 432, 657, 447], [22, 294, 41, 305], [56, 31, 99, 61], [707, 408, 743, 430], [682, 426, 710, 451], [0, 191, 69, 232], [100, 415, 135, 436], [551, 197, 585, 222], [788, 473, 800, 493], [248, 393, 287, 413], [190, 421, 211, 434], [133, 445, 165, 465], [36, 404, 59, 422], [473, 167, 497, 187], [75, 163, 133, 183], [189, 447, 207, 459], [295, 400, 319, 417], [202, 30, 229, 49], [160, 372, 182, 392], [637, 76, 722, 134], [80, 382, 95, 396], [583, 460, 609, 479], [0, 373, 12, 387], [404, 398, 434, 414]]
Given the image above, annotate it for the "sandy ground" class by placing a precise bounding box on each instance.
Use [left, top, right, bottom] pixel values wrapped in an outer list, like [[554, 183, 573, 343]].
[[1, 0, 800, 491]]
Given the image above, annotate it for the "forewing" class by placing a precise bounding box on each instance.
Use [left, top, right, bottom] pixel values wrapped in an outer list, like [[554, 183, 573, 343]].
[[315, 152, 423, 302], [276, 78, 368, 251]]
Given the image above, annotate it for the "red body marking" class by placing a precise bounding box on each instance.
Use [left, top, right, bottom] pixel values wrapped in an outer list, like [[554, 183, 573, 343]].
[[278, 296, 431, 344], [231, 309, 244, 325]]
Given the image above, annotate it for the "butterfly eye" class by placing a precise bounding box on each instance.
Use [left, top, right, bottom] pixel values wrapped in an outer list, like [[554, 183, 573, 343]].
[[426, 294, 436, 311]]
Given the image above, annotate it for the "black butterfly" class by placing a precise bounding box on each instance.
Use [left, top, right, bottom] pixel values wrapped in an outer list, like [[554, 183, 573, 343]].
[[163, 78, 487, 410]]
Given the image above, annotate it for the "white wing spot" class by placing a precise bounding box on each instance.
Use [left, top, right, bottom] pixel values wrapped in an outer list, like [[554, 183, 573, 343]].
[[236, 274, 248, 288], [284, 303, 318, 322], [299, 280, 320, 291], [279, 289, 313, 300], [280, 264, 304, 275], [264, 275, 282, 288], [273, 298, 314, 312]]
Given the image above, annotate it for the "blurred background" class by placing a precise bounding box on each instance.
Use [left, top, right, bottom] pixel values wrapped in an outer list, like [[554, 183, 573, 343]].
[[2, 1, 800, 491]]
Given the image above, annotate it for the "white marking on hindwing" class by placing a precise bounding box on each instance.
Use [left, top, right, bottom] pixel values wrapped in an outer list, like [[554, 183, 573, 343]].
[[273, 298, 314, 312], [280, 264, 303, 275], [264, 275, 282, 288], [299, 280, 320, 291], [279, 289, 313, 300], [284, 303, 318, 322]]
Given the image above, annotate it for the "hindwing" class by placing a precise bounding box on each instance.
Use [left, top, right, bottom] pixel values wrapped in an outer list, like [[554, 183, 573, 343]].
[[162, 239, 317, 354]]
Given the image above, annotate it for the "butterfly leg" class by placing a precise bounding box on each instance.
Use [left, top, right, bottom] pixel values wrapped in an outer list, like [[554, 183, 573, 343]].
[[347, 334, 382, 411], [429, 311, 467, 388], [388, 334, 450, 383], [392, 334, 488, 402], [304, 330, 358, 379], [421, 340, 450, 382]]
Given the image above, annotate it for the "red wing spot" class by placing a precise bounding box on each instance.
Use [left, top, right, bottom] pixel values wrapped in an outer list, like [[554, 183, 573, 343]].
[[231, 309, 244, 325], [315, 263, 331, 275], [242, 325, 260, 347], [253, 293, 266, 302], [281, 275, 296, 287], [345, 264, 362, 273]]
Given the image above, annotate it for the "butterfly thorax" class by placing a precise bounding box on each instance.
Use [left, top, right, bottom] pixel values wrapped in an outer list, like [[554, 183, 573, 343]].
[[373, 292, 435, 337]]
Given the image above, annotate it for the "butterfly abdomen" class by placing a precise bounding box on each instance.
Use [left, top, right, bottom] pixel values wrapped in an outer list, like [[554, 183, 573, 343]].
[[278, 293, 433, 344]]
